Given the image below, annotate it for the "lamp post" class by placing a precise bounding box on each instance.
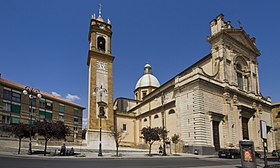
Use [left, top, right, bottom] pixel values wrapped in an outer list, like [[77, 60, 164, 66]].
[[93, 85, 107, 156], [22, 86, 42, 155], [160, 92, 167, 156]]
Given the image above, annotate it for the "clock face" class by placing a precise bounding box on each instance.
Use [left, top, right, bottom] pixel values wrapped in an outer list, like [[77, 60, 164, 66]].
[[99, 24, 105, 29], [96, 61, 108, 74]]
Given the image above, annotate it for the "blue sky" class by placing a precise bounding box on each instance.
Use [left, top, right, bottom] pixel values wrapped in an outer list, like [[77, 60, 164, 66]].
[[1, 0, 280, 127]]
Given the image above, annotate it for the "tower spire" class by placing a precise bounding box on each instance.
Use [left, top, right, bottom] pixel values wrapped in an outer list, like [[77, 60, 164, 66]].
[[98, 3, 102, 18]]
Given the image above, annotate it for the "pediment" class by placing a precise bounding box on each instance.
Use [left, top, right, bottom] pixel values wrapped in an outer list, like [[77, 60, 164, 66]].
[[225, 29, 260, 56]]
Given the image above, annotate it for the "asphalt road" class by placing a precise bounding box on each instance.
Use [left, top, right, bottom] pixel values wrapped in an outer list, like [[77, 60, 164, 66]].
[[0, 156, 241, 168]]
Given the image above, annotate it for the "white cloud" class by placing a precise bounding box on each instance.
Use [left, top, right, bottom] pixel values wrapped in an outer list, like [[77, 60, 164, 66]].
[[51, 91, 61, 97], [66, 93, 80, 102]]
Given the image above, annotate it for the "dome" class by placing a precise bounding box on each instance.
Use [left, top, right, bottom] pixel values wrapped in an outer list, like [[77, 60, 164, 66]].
[[135, 74, 160, 90], [135, 64, 160, 90]]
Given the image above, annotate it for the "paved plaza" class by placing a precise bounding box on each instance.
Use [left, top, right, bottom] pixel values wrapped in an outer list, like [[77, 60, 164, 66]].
[[1, 145, 280, 168]]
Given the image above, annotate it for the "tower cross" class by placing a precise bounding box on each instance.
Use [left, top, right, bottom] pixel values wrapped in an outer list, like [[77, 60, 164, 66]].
[[98, 3, 102, 17], [237, 19, 243, 28]]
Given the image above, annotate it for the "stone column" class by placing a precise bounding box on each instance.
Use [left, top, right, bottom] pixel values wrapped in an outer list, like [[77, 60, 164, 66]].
[[232, 95, 241, 146], [223, 92, 233, 146]]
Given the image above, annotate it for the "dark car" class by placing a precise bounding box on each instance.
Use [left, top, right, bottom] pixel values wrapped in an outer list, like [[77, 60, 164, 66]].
[[255, 151, 261, 158], [218, 149, 240, 159], [272, 150, 277, 156]]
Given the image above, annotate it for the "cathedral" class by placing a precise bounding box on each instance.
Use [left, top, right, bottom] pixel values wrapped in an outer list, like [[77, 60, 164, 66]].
[[86, 11, 275, 154]]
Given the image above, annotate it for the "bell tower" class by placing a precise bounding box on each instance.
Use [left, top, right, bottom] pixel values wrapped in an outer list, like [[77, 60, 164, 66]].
[[86, 5, 115, 148]]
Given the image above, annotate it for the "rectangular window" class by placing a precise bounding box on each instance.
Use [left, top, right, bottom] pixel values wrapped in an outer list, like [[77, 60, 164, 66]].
[[74, 109, 79, 116], [39, 110, 45, 119], [39, 99, 46, 108], [45, 101, 53, 110], [29, 107, 36, 116], [59, 114, 64, 122], [59, 105, 65, 113], [2, 115, 10, 124], [122, 124, 127, 131], [11, 104, 21, 113], [3, 102, 11, 112], [74, 117, 79, 124], [11, 117, 20, 124], [244, 77, 249, 91], [11, 92, 21, 102], [45, 111, 52, 121], [3, 89, 11, 100], [237, 73, 243, 90], [28, 119, 35, 125], [30, 97, 36, 106]]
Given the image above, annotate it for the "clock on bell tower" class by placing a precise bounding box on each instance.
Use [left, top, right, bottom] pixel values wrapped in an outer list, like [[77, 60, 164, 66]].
[[86, 6, 115, 148]]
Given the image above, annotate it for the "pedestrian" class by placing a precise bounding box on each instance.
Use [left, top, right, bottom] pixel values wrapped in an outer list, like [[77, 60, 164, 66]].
[[60, 144, 66, 156], [70, 147, 75, 156], [277, 149, 280, 162], [159, 145, 163, 154]]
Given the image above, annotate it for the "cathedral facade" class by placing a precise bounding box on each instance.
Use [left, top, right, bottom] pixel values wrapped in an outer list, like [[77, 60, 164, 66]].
[[114, 14, 275, 154]]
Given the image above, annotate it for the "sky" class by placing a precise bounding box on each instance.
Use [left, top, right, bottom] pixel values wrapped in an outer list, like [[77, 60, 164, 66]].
[[1, 0, 280, 128]]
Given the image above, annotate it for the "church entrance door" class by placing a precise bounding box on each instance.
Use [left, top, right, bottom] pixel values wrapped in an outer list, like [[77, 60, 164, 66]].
[[242, 117, 249, 140], [212, 121, 220, 151]]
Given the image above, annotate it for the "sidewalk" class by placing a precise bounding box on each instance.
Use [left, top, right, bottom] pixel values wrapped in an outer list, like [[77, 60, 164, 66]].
[[1, 145, 280, 168], [0, 145, 217, 159]]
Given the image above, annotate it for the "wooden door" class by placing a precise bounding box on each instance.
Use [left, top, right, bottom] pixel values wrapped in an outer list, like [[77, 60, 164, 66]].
[[242, 117, 249, 140], [212, 121, 220, 151]]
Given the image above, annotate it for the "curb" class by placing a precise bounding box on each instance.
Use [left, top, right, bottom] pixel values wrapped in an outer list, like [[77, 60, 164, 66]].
[[0, 152, 203, 160]]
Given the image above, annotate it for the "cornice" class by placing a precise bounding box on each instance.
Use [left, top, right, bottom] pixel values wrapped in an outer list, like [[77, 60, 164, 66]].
[[135, 100, 175, 120], [208, 29, 260, 56], [87, 50, 115, 66]]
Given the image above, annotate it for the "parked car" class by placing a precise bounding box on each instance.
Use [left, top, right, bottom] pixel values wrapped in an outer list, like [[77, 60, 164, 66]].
[[218, 149, 240, 159], [272, 150, 277, 156], [255, 151, 261, 158]]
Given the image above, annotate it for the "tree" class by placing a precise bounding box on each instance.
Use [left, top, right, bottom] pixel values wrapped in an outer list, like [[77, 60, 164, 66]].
[[141, 127, 165, 155], [171, 134, 180, 154], [110, 127, 127, 156], [9, 123, 31, 154], [35, 120, 70, 156]]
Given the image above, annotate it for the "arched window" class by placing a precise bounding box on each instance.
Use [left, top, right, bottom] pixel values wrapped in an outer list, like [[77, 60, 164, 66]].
[[236, 63, 242, 71], [97, 36, 106, 52], [235, 57, 249, 91], [277, 112, 280, 118], [236, 63, 243, 90], [143, 118, 147, 122], [142, 91, 147, 97], [168, 109, 175, 115], [154, 114, 159, 119]]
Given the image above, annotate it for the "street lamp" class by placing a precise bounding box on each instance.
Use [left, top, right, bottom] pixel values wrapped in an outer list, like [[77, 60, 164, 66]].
[[22, 86, 42, 155], [93, 85, 107, 156], [156, 92, 168, 156]]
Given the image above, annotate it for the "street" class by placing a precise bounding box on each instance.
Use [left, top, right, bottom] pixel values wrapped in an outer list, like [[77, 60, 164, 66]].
[[0, 156, 241, 168]]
